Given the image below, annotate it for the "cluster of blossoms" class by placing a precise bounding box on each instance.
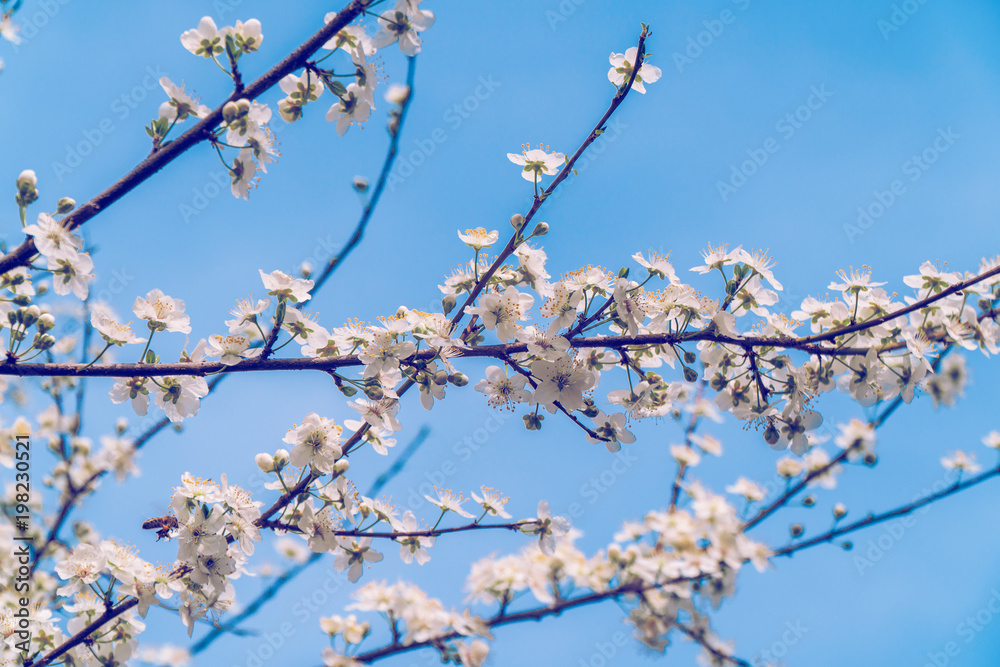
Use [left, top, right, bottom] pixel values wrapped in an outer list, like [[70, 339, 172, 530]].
[[4, 10, 1000, 666], [319, 479, 769, 666]]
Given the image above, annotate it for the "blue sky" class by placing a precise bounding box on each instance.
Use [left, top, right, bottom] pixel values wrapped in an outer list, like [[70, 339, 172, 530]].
[[3, 0, 1000, 665]]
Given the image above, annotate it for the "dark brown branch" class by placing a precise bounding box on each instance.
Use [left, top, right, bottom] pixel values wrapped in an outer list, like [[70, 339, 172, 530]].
[[447, 26, 650, 330], [0, 0, 374, 276], [25, 598, 139, 667], [772, 463, 1000, 558]]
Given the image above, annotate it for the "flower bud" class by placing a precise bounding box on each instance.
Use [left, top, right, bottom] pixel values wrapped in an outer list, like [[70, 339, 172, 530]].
[[17, 169, 37, 193], [682, 366, 699, 383], [300, 260, 313, 279], [222, 101, 240, 123], [433, 371, 449, 385], [531, 222, 548, 237], [364, 384, 384, 400], [833, 503, 847, 520], [802, 495, 815, 507], [12, 294, 32, 306], [510, 213, 525, 230], [33, 333, 56, 351], [236, 98, 251, 115], [55, 197, 76, 214], [115, 417, 128, 435], [448, 372, 468, 387], [36, 313, 55, 333], [255, 453, 275, 473], [352, 176, 368, 193], [841, 541, 853, 551], [442, 295, 456, 315], [384, 83, 410, 106], [790, 523, 804, 538], [16, 170, 39, 207], [21, 306, 40, 327], [273, 448, 290, 469], [333, 459, 350, 475]]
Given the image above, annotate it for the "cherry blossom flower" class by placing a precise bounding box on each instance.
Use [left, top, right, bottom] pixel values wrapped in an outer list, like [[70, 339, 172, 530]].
[[134, 289, 191, 333], [326, 83, 372, 136], [941, 450, 981, 474], [23, 212, 82, 259], [470, 487, 512, 519], [335, 537, 383, 583], [323, 20, 375, 59], [457, 227, 499, 250], [396, 511, 435, 565], [47, 250, 93, 300], [278, 70, 324, 123], [633, 250, 678, 283], [259, 268, 314, 303], [284, 413, 344, 473], [424, 487, 475, 518], [91, 307, 146, 346], [204, 334, 259, 365], [607, 46, 661, 93], [158, 77, 211, 123], [55, 543, 107, 597], [372, 0, 436, 56], [230, 148, 257, 199], [226, 296, 270, 334], [152, 375, 210, 422], [222, 19, 263, 54], [466, 287, 534, 341], [180, 17, 224, 58], [982, 431, 1000, 450], [350, 398, 402, 432], [725, 477, 765, 502], [110, 377, 150, 416], [506, 145, 565, 182], [521, 500, 570, 556], [531, 356, 596, 413]]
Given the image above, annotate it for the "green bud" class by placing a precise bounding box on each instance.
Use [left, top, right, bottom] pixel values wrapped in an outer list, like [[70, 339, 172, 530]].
[[790, 523, 804, 538], [510, 213, 525, 230], [33, 333, 56, 351], [763, 424, 780, 446], [37, 313, 56, 333], [682, 350, 697, 365], [12, 295, 31, 306], [531, 222, 548, 237], [442, 295, 456, 315], [364, 384, 384, 400], [448, 372, 468, 387], [56, 197, 76, 214], [682, 366, 698, 383], [617, 266, 630, 279], [222, 101, 240, 123]]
